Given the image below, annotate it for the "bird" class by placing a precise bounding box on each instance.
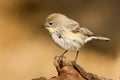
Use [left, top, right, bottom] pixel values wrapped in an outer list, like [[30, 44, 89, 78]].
[[41, 13, 110, 61]]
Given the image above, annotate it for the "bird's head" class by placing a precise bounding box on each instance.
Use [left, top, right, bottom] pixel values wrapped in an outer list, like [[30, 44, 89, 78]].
[[41, 13, 68, 33]]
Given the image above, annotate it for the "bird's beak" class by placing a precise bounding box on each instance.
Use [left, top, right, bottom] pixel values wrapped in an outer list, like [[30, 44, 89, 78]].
[[40, 24, 45, 29], [40, 24, 53, 32]]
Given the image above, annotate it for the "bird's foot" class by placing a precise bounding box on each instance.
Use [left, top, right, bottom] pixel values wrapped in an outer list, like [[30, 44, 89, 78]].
[[71, 60, 76, 66], [54, 55, 66, 64]]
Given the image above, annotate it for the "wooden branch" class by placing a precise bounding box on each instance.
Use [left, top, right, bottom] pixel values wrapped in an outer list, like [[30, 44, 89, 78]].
[[32, 56, 112, 80]]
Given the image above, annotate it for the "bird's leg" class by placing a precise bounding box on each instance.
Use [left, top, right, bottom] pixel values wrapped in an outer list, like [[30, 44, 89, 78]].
[[74, 50, 79, 62], [58, 50, 68, 65], [60, 50, 68, 58], [59, 50, 68, 60]]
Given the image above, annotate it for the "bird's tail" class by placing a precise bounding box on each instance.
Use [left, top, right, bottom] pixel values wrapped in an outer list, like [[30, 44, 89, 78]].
[[92, 36, 110, 41], [85, 36, 110, 43]]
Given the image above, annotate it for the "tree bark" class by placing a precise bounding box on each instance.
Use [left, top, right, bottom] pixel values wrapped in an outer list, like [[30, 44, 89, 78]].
[[32, 56, 112, 80]]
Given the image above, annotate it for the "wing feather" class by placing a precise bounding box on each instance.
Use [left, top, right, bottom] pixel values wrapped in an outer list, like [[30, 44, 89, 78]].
[[64, 18, 95, 37], [80, 27, 95, 36]]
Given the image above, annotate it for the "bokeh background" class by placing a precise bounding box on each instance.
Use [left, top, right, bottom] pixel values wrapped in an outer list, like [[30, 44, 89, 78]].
[[0, 0, 120, 80]]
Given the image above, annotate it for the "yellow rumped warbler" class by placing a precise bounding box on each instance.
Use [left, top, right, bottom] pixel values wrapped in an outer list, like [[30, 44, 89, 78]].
[[41, 13, 110, 61]]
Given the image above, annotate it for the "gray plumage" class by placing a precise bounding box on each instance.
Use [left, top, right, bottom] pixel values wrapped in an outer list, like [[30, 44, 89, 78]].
[[43, 13, 110, 51]]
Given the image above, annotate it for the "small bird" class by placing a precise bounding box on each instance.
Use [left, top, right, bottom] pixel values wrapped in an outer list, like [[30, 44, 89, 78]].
[[42, 13, 110, 61]]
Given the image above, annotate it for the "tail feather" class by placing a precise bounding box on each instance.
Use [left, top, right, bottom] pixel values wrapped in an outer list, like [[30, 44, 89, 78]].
[[85, 36, 110, 43], [93, 36, 110, 41]]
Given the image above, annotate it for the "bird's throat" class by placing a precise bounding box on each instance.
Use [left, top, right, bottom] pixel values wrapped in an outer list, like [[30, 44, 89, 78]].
[[45, 27, 54, 33]]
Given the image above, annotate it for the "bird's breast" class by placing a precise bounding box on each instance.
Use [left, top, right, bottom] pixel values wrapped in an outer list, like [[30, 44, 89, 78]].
[[51, 31, 84, 50]]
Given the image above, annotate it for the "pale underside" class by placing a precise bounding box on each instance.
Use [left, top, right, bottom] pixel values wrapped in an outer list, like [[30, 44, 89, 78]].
[[45, 13, 109, 50], [51, 30, 87, 50]]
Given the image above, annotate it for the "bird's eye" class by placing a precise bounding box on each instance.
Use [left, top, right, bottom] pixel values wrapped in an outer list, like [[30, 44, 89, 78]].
[[49, 22, 53, 25]]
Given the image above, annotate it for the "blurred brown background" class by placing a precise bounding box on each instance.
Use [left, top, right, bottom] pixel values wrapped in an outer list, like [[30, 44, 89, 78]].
[[0, 0, 120, 80]]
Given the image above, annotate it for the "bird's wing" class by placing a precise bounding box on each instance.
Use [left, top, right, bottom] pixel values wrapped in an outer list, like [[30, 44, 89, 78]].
[[63, 18, 80, 31], [79, 27, 95, 36], [64, 18, 95, 36]]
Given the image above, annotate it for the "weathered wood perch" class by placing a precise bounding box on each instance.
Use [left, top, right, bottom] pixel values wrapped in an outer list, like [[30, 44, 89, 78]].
[[32, 56, 112, 80]]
